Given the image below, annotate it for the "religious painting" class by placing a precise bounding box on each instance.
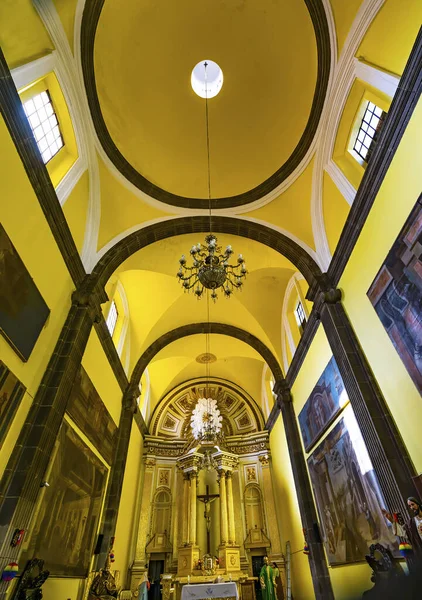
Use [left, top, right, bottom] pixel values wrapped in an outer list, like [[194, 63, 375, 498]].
[[307, 406, 398, 565], [0, 224, 50, 361], [367, 196, 422, 393], [298, 356, 348, 452], [0, 361, 26, 445], [66, 366, 117, 465], [20, 421, 108, 576]]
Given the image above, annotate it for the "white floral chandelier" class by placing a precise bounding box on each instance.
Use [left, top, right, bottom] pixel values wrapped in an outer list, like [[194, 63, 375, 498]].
[[191, 397, 223, 441]]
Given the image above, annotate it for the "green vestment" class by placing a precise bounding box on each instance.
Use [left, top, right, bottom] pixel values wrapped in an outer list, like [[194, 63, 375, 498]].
[[259, 564, 275, 600]]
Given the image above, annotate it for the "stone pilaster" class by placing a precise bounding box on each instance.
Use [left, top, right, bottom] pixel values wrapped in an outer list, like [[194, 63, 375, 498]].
[[319, 288, 417, 515], [218, 469, 228, 545], [182, 472, 190, 545], [0, 295, 97, 598], [259, 454, 282, 557], [135, 457, 156, 566], [274, 382, 334, 600], [226, 471, 236, 544], [189, 472, 197, 546]]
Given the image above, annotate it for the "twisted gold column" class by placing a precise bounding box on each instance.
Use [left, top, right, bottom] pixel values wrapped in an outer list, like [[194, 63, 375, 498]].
[[226, 471, 236, 544], [218, 470, 228, 545], [189, 471, 197, 545]]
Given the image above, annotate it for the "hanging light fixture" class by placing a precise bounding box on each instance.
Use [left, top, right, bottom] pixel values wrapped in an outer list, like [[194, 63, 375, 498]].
[[177, 61, 247, 302]]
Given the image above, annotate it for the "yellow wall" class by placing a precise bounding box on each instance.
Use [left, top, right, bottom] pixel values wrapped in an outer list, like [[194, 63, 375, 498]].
[[0, 1, 53, 69], [0, 114, 74, 470], [52, 0, 79, 52], [113, 423, 144, 585], [340, 95, 422, 471], [330, 0, 364, 55], [63, 169, 90, 252], [357, 0, 422, 76], [82, 329, 123, 426], [269, 418, 314, 600], [322, 171, 350, 255]]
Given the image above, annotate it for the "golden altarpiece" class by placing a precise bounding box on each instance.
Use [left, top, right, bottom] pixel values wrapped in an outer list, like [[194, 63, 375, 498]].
[[130, 380, 285, 599]]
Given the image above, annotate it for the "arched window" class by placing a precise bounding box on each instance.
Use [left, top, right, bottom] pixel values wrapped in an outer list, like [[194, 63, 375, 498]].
[[244, 484, 265, 533]]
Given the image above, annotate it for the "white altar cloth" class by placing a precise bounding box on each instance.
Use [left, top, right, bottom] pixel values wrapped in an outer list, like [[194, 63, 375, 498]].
[[181, 582, 238, 600]]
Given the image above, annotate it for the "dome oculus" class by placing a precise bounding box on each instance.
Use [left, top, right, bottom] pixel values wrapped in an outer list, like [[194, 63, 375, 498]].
[[191, 60, 223, 99]]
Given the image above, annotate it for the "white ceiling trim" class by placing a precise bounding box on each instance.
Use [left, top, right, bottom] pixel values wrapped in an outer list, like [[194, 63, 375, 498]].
[[310, 0, 386, 269]]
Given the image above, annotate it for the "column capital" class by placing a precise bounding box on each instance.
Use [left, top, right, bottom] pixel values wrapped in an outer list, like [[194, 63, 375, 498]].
[[258, 454, 270, 467], [225, 470, 232, 479], [273, 380, 292, 409], [122, 391, 139, 412]]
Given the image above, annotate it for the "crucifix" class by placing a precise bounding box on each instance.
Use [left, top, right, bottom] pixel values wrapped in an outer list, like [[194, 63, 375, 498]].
[[197, 485, 219, 554]]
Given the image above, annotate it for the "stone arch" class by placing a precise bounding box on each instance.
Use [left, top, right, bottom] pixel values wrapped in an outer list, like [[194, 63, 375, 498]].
[[128, 322, 284, 397], [84, 216, 323, 297]]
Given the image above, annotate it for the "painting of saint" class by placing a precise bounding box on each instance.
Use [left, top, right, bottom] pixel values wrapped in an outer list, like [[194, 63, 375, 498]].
[[307, 406, 399, 565], [298, 357, 347, 451], [368, 196, 422, 393], [0, 224, 50, 361], [20, 421, 108, 576], [0, 361, 26, 445]]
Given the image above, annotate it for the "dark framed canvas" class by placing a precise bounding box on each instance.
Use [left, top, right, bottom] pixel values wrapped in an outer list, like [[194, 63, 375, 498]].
[[0, 361, 26, 445], [307, 406, 399, 565], [298, 356, 347, 452], [67, 366, 117, 465], [20, 421, 108, 577], [367, 196, 422, 393], [0, 224, 50, 361]]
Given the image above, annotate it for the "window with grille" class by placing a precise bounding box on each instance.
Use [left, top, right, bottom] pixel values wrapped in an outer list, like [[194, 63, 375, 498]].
[[106, 300, 118, 336], [353, 101, 386, 163], [294, 301, 307, 334], [23, 91, 64, 164]]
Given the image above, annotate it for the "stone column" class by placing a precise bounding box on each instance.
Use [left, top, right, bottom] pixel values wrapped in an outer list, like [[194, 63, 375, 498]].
[[0, 295, 96, 598], [226, 471, 236, 544], [218, 469, 228, 545], [183, 472, 190, 545], [96, 390, 137, 567], [320, 289, 417, 515], [274, 382, 334, 600], [189, 471, 197, 546], [135, 457, 156, 566]]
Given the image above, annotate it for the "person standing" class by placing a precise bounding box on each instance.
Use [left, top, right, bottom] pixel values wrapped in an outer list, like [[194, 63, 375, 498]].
[[272, 562, 284, 600], [260, 557, 276, 600]]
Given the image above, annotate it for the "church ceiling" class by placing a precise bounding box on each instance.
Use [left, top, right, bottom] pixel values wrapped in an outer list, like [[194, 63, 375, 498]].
[[84, 0, 329, 208]]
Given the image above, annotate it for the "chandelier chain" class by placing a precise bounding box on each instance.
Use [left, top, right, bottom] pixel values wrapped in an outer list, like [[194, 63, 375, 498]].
[[204, 62, 212, 233]]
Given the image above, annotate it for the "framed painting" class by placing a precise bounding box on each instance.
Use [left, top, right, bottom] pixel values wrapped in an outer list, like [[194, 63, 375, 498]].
[[298, 356, 348, 452], [20, 421, 108, 577], [367, 196, 422, 393], [307, 405, 399, 565], [0, 361, 26, 446], [67, 366, 117, 465], [0, 224, 50, 361]]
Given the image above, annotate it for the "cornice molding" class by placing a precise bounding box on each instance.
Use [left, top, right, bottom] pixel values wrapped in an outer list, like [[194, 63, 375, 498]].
[[325, 159, 356, 206]]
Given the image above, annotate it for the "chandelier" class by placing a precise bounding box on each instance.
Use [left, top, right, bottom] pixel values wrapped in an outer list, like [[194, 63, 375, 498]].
[[177, 234, 247, 301], [191, 397, 223, 442], [177, 61, 247, 302]]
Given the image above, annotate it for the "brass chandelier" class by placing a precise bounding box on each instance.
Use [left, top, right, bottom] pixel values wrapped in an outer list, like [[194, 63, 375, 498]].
[[177, 62, 247, 302]]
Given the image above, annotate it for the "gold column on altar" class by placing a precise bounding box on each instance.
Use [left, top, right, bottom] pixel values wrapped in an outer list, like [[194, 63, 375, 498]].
[[226, 471, 236, 544], [218, 469, 228, 545], [189, 471, 197, 545], [183, 472, 190, 544]]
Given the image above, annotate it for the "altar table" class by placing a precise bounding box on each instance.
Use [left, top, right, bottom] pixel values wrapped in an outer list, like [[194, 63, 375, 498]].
[[181, 582, 238, 600]]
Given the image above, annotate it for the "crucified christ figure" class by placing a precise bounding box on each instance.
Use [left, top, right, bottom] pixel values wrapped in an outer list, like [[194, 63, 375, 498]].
[[197, 485, 219, 554]]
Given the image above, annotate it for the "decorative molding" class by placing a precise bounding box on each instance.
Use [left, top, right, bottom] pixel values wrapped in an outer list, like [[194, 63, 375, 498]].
[[324, 160, 356, 206], [310, 0, 386, 269], [115, 280, 130, 359], [10, 52, 55, 89], [281, 272, 299, 371], [55, 156, 87, 205], [354, 57, 400, 97], [32, 0, 101, 270]]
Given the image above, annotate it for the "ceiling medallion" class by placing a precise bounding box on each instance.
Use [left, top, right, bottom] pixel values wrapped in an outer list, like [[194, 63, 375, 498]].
[[178, 60, 247, 302], [196, 353, 217, 364]]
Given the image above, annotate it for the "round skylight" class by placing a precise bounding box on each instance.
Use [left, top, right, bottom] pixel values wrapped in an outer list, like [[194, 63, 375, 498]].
[[191, 60, 223, 99]]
